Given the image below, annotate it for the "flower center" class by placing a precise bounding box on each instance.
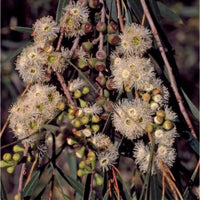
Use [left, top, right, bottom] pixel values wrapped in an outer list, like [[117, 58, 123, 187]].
[[132, 36, 140, 46], [122, 69, 130, 79]]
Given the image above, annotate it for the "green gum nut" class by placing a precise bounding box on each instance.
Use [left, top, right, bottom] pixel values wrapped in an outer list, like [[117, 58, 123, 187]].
[[79, 161, 91, 171], [7, 166, 15, 174], [67, 137, 78, 145], [74, 90, 82, 99], [67, 113, 75, 120], [57, 101, 66, 110], [107, 34, 120, 45], [82, 42, 93, 52], [82, 86, 90, 95], [91, 124, 100, 133], [96, 22, 107, 33], [88, 155, 96, 169], [145, 123, 154, 133], [156, 110, 165, 118], [78, 59, 88, 71], [81, 115, 90, 125], [94, 173, 104, 186], [3, 153, 12, 161], [77, 169, 89, 177], [57, 111, 67, 122], [0, 160, 13, 168], [12, 153, 21, 161], [163, 120, 174, 130], [27, 155, 32, 162], [154, 116, 164, 125], [75, 109, 84, 118], [72, 119, 82, 128], [87, 57, 97, 69], [76, 147, 85, 158], [104, 89, 110, 98], [79, 99, 87, 108], [107, 21, 118, 33], [13, 145, 24, 153], [142, 93, 151, 102], [95, 96, 106, 106], [91, 115, 100, 123]]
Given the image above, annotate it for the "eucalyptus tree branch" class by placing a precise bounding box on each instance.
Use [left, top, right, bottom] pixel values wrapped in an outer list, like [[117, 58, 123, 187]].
[[140, 0, 196, 138]]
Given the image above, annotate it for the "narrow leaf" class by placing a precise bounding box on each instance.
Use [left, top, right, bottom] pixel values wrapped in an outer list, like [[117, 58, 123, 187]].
[[43, 124, 60, 133], [2, 41, 33, 64], [117, 174, 132, 200], [67, 153, 77, 180], [56, 166, 84, 196], [105, 0, 118, 22], [23, 171, 41, 198], [181, 88, 200, 121], [150, 175, 160, 200], [10, 26, 33, 34], [157, 2, 183, 24], [1, 180, 7, 200], [127, 0, 143, 23], [83, 174, 92, 200], [56, 0, 69, 23], [103, 189, 110, 200]]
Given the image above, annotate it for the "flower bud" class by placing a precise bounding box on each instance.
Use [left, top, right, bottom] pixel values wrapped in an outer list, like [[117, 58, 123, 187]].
[[95, 61, 106, 72], [95, 96, 106, 106], [152, 88, 162, 95], [94, 173, 104, 186], [145, 123, 154, 133], [13, 145, 24, 153], [91, 115, 100, 123], [67, 113, 75, 120], [87, 57, 97, 68], [103, 101, 114, 112], [82, 86, 90, 95], [156, 110, 165, 118], [57, 101, 66, 110], [12, 153, 21, 161], [67, 137, 78, 145], [101, 113, 109, 120], [106, 79, 115, 90], [79, 99, 87, 108], [43, 45, 54, 53], [96, 73, 106, 86], [82, 42, 93, 52], [68, 108, 76, 115], [75, 109, 84, 118], [76, 147, 85, 158], [154, 116, 164, 125], [88, 0, 100, 8], [150, 101, 159, 110], [74, 90, 82, 99], [107, 21, 118, 33], [163, 120, 174, 130], [152, 94, 162, 103], [91, 124, 100, 132], [84, 22, 93, 33], [88, 151, 96, 158], [96, 22, 106, 33], [103, 89, 110, 98], [72, 119, 82, 128], [78, 59, 88, 71], [14, 194, 18, 200], [142, 93, 151, 102], [7, 166, 15, 174], [0, 160, 13, 168], [81, 115, 90, 125], [96, 50, 107, 60], [79, 160, 87, 169], [77, 169, 89, 177], [125, 87, 132, 93], [27, 155, 32, 162], [3, 153, 12, 161], [107, 34, 120, 45]]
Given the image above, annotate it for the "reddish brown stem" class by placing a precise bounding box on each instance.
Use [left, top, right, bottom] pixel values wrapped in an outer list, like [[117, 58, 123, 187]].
[[88, 172, 95, 200], [18, 143, 29, 200], [116, 0, 124, 31], [140, 0, 196, 138], [112, 167, 120, 200]]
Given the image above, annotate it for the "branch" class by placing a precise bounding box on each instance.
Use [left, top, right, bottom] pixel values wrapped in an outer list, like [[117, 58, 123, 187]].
[[18, 143, 30, 200], [140, 0, 196, 138], [116, 0, 124, 31]]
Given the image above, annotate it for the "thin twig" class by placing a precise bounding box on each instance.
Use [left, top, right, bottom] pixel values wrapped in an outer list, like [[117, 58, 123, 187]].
[[0, 83, 32, 138], [18, 143, 30, 200], [140, 0, 196, 138], [56, 27, 65, 51], [162, 171, 165, 200], [112, 167, 120, 200], [116, 0, 124, 31], [141, 14, 146, 26], [25, 153, 39, 186], [88, 172, 95, 200]]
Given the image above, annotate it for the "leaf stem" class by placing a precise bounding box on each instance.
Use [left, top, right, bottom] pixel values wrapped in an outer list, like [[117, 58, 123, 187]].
[[116, 0, 124, 31], [140, 0, 196, 138]]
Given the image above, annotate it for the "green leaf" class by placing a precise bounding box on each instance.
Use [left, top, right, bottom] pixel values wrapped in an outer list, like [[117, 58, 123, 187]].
[[117, 174, 132, 200], [105, 0, 118, 22], [2, 41, 33, 64], [103, 189, 110, 200], [148, 0, 162, 25], [56, 0, 69, 23], [10, 26, 33, 34], [43, 124, 60, 134], [56, 166, 84, 196], [67, 153, 77, 180], [23, 171, 41, 198], [181, 88, 200, 121], [157, 2, 183, 24], [1, 180, 7, 200], [150, 175, 161, 200], [83, 174, 93, 200], [127, 0, 143, 23]]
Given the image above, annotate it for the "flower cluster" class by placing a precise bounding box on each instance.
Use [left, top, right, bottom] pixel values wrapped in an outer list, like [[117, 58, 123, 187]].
[[9, 84, 63, 143], [110, 23, 178, 174]]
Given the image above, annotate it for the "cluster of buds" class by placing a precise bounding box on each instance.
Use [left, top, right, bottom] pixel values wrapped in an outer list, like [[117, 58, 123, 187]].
[[0, 145, 31, 174]]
